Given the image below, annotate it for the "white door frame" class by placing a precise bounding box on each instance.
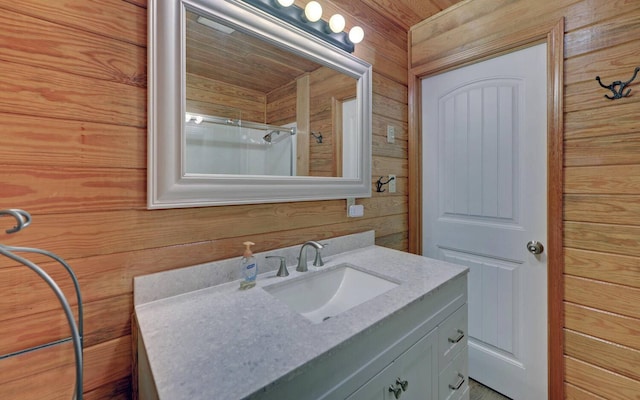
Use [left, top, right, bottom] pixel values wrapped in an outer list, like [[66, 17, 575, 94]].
[[407, 19, 565, 399]]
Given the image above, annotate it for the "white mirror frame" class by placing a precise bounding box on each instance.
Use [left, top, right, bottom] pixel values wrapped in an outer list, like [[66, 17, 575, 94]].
[[148, 0, 372, 209]]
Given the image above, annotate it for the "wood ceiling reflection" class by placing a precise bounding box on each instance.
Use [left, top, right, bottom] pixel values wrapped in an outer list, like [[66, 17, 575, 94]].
[[185, 10, 322, 94]]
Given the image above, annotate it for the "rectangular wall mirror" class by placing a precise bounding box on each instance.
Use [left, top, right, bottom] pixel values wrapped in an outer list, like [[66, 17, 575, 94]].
[[148, 0, 372, 208]]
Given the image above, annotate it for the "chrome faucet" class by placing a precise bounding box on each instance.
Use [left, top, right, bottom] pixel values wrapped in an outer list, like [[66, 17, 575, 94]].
[[296, 241, 324, 272]]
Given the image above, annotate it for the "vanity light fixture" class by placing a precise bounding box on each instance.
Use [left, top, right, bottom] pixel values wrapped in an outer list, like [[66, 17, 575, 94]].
[[348, 26, 364, 44], [304, 1, 322, 22], [329, 14, 345, 33], [241, 0, 362, 53]]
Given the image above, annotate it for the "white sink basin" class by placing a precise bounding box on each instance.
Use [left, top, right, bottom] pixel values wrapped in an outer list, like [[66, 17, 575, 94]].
[[264, 264, 399, 323]]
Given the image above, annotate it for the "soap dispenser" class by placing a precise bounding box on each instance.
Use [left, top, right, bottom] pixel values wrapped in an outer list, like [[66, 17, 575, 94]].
[[240, 241, 257, 290]]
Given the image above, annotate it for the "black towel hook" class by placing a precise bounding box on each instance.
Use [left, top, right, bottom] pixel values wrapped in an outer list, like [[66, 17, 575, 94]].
[[375, 176, 395, 193], [595, 66, 639, 100]]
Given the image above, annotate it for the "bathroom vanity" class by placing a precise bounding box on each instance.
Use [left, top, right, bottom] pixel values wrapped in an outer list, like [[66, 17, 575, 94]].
[[134, 232, 469, 399]]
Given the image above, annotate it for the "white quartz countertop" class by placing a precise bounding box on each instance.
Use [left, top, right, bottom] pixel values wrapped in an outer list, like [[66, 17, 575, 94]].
[[135, 245, 467, 400]]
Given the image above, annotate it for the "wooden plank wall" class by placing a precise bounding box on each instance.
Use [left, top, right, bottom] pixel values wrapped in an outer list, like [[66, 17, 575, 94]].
[[186, 73, 267, 121], [309, 67, 357, 176], [410, 0, 640, 398], [266, 80, 297, 126], [0, 0, 407, 399]]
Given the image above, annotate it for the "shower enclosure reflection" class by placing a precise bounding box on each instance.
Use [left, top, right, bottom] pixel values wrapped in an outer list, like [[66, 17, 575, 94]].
[[185, 115, 297, 176]]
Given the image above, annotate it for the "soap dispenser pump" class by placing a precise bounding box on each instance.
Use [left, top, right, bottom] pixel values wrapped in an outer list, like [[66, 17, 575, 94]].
[[240, 241, 257, 290]]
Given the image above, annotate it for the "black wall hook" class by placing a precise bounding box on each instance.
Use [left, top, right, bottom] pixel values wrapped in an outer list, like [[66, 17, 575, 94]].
[[310, 131, 323, 143], [375, 176, 395, 192], [595, 66, 640, 100]]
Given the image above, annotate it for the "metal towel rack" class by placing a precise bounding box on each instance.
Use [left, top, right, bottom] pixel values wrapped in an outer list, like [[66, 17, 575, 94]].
[[0, 209, 83, 400]]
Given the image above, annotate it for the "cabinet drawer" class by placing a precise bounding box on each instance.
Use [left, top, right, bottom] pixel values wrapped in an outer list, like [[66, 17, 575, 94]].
[[439, 347, 468, 400], [346, 329, 438, 400], [437, 304, 467, 366]]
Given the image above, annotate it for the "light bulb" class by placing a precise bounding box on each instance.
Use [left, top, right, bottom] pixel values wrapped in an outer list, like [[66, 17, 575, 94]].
[[304, 1, 323, 22], [329, 14, 345, 33], [348, 26, 364, 44], [276, 0, 294, 6]]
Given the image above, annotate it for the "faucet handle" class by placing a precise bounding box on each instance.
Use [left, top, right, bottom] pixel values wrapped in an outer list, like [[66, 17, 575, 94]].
[[266, 256, 289, 277]]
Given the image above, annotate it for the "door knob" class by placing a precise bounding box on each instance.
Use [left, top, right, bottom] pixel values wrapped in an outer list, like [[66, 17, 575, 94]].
[[526, 240, 544, 255]]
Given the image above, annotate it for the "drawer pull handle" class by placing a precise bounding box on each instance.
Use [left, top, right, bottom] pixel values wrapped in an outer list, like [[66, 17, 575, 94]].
[[396, 377, 408, 391], [448, 373, 465, 391], [448, 329, 465, 343], [388, 384, 402, 399]]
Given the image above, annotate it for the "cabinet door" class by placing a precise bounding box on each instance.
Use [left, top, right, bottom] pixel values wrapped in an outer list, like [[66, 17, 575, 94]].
[[347, 329, 438, 400]]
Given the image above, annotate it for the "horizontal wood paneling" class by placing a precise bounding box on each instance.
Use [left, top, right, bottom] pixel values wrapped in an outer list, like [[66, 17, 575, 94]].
[[186, 73, 266, 122], [564, 39, 640, 85], [564, 302, 640, 351], [410, 0, 578, 68], [0, 113, 145, 169], [565, 165, 640, 194], [0, 166, 145, 213], [0, 199, 411, 264], [564, 248, 640, 288], [565, 78, 640, 114], [372, 155, 408, 177], [565, 275, 640, 319], [565, 383, 606, 400], [563, 6, 640, 59], [373, 73, 409, 104], [565, 102, 640, 140], [564, 356, 640, 400], [565, 221, 640, 258], [0, 0, 147, 47], [1, 1, 410, 398], [564, 194, 640, 225], [373, 92, 407, 123], [0, 9, 145, 86], [0, 60, 145, 127], [84, 377, 131, 400], [2, 335, 131, 400], [565, 132, 640, 167], [267, 80, 297, 126], [565, 329, 640, 381], [1, 294, 131, 358]]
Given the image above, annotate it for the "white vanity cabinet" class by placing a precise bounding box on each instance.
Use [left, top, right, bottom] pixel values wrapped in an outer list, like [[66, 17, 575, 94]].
[[134, 237, 470, 400], [346, 304, 469, 400]]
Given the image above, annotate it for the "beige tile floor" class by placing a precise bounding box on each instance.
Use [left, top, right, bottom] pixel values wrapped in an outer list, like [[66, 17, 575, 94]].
[[469, 379, 511, 400]]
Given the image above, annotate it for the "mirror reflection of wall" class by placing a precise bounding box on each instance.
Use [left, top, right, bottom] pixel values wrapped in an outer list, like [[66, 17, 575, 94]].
[[184, 9, 357, 178]]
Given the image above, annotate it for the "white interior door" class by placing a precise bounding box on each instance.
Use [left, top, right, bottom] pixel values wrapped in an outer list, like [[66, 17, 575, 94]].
[[421, 43, 548, 399]]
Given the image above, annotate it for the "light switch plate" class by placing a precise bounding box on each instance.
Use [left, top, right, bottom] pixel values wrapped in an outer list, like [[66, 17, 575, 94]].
[[386, 125, 395, 143], [388, 174, 396, 193]]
